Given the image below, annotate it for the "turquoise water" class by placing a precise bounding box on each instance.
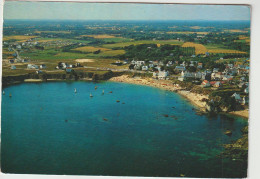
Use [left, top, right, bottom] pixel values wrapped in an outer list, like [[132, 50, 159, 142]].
[[1, 81, 248, 177]]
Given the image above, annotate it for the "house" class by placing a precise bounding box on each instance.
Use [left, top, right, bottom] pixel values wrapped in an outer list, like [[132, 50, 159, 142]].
[[175, 66, 186, 72], [148, 64, 154, 68], [56, 62, 68, 69], [244, 87, 249, 94], [16, 45, 22, 49], [214, 81, 223, 88], [10, 65, 16, 70], [27, 64, 39, 69], [153, 71, 159, 78], [167, 61, 173, 65], [75, 63, 81, 67], [213, 68, 219, 73], [197, 63, 203, 69], [142, 66, 148, 71], [40, 64, 46, 69], [36, 70, 43, 74], [202, 73, 212, 81], [242, 97, 249, 105], [201, 80, 211, 88], [231, 93, 241, 101], [158, 71, 169, 80], [136, 61, 145, 66]]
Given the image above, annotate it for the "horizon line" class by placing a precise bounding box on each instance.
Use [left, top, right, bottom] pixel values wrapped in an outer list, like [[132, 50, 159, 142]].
[[4, 19, 251, 21]]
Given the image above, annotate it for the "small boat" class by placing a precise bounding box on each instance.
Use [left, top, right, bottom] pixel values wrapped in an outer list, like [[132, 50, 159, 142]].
[[90, 93, 93, 97], [116, 100, 120, 103], [109, 91, 113, 93], [102, 90, 104, 94], [9, 93, 12, 98], [3, 91, 5, 95], [74, 88, 77, 93], [103, 118, 108, 121], [95, 86, 97, 90]]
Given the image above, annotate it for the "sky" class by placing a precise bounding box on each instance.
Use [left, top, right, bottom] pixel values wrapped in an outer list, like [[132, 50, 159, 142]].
[[4, 1, 251, 21]]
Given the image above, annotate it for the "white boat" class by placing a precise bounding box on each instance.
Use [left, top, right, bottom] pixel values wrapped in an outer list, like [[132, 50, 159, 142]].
[[102, 90, 104, 94], [74, 88, 77, 93], [3, 91, 5, 95], [90, 93, 93, 97]]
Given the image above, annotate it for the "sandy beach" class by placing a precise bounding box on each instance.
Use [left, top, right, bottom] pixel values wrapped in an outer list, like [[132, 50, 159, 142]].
[[109, 75, 208, 111], [24, 79, 43, 82], [109, 75, 249, 118], [229, 110, 249, 119]]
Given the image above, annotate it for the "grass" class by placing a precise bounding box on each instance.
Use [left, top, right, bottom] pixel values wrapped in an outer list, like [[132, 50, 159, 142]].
[[3, 35, 38, 42], [35, 31, 71, 34], [35, 37, 91, 44], [102, 40, 183, 48], [208, 49, 247, 54], [20, 49, 88, 60], [205, 44, 247, 54], [72, 46, 110, 53], [166, 31, 209, 35], [102, 37, 132, 43], [216, 58, 248, 63], [94, 50, 125, 57], [81, 35, 116, 39]]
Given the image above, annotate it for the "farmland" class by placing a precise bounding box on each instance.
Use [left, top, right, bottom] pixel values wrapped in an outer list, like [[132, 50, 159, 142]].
[[3, 35, 38, 42], [102, 40, 183, 48], [2, 20, 250, 77], [81, 34, 116, 39], [72, 46, 110, 53], [182, 42, 207, 55]]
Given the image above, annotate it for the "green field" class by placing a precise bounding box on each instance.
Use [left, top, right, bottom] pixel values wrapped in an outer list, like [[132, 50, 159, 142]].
[[102, 40, 183, 48], [20, 49, 89, 60]]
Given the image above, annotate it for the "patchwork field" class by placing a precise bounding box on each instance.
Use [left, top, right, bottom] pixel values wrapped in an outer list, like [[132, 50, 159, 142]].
[[182, 42, 207, 55], [224, 29, 249, 33], [94, 50, 125, 57], [3, 35, 38, 42], [166, 31, 209, 35], [208, 49, 247, 54], [35, 31, 71, 34], [81, 34, 116, 39], [72, 46, 110, 53], [182, 42, 247, 55], [102, 40, 183, 48]]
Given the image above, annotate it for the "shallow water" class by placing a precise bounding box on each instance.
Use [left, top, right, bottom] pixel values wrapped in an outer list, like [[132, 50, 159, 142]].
[[1, 81, 248, 177]]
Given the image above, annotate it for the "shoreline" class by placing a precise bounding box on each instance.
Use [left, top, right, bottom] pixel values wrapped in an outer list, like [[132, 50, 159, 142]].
[[109, 75, 249, 119], [109, 75, 208, 111], [3, 74, 249, 119]]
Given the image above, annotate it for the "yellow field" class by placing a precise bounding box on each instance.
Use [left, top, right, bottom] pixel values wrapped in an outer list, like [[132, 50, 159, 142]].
[[190, 26, 201, 29], [166, 31, 208, 35], [208, 49, 247, 54], [239, 36, 249, 40], [182, 42, 207, 55], [3, 35, 38, 41], [72, 46, 110, 53], [81, 35, 116, 39], [224, 29, 249, 33]]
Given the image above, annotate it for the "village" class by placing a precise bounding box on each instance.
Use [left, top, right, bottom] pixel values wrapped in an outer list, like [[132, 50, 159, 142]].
[[129, 57, 249, 107]]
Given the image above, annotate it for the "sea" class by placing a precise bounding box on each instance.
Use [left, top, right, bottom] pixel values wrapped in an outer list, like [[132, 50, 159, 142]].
[[1, 81, 248, 177]]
